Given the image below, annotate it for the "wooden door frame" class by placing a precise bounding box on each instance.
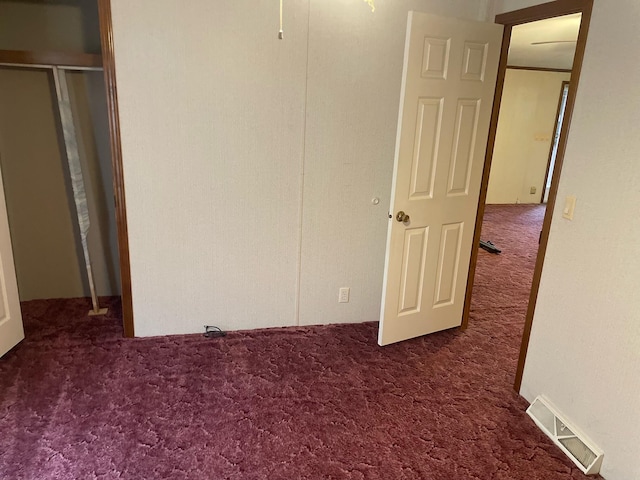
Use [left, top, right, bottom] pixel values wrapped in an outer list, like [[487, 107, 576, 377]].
[[97, 0, 134, 337], [540, 80, 570, 204], [461, 0, 593, 392]]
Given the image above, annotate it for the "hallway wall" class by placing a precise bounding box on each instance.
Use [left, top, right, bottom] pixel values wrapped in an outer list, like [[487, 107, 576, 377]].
[[486, 69, 570, 204]]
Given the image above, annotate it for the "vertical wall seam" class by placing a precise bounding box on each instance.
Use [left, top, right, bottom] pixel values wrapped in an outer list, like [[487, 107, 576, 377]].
[[294, 0, 312, 327], [482, 0, 498, 22]]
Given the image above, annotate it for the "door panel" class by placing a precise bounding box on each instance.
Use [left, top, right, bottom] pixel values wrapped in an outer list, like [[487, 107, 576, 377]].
[[421, 37, 450, 79], [379, 12, 502, 346], [448, 99, 480, 195], [410, 98, 442, 199], [399, 227, 429, 314], [434, 222, 463, 307], [0, 164, 24, 357]]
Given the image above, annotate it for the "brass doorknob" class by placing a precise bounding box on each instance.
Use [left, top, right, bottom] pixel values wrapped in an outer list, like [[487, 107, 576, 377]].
[[396, 211, 410, 223]]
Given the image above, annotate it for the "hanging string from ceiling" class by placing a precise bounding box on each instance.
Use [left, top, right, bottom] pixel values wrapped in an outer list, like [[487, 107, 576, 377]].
[[278, 0, 284, 39], [278, 0, 375, 40]]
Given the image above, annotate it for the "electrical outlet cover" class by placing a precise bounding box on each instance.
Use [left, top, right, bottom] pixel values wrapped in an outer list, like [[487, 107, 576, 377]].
[[338, 287, 350, 303]]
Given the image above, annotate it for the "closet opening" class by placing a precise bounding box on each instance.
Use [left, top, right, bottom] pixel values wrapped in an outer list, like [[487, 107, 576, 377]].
[[0, 0, 127, 331]]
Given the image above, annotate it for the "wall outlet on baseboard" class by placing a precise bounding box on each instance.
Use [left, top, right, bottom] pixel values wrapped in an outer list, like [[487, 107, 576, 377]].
[[338, 287, 350, 303]]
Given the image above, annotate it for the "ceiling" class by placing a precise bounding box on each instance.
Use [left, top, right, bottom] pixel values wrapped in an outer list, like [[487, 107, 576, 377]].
[[507, 13, 581, 70]]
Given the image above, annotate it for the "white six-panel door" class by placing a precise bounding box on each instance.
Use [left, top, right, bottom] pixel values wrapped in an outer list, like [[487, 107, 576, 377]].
[[0, 164, 24, 357], [379, 12, 502, 346]]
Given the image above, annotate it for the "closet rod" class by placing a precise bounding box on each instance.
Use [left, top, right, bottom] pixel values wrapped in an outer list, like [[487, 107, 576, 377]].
[[0, 63, 102, 72]]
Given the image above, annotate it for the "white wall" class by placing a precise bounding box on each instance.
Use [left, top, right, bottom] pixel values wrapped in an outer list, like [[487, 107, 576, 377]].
[[111, 0, 310, 336], [490, 2, 640, 480], [110, 0, 488, 336], [486, 69, 570, 204]]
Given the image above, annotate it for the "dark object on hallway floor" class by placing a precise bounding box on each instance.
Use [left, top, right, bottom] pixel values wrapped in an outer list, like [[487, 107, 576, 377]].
[[480, 239, 502, 254], [0, 205, 598, 479]]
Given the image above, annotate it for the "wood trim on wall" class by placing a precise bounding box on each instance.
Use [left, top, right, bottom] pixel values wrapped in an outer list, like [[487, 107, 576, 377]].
[[461, 0, 594, 392], [507, 65, 572, 73], [97, 0, 135, 337], [495, 0, 587, 25], [0, 49, 102, 68]]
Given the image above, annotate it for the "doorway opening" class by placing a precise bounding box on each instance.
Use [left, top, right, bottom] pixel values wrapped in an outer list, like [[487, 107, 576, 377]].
[[463, 0, 594, 392]]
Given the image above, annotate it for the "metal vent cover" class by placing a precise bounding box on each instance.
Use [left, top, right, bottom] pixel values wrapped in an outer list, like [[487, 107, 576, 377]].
[[526, 396, 603, 475]]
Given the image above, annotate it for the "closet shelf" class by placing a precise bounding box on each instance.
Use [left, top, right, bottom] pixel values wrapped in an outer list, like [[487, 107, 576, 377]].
[[0, 49, 102, 68]]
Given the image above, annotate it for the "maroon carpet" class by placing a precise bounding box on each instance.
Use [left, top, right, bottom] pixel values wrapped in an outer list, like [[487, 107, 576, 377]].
[[1, 205, 600, 479]]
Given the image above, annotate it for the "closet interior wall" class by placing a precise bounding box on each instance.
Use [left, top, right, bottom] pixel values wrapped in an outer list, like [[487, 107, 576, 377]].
[[0, 0, 119, 301]]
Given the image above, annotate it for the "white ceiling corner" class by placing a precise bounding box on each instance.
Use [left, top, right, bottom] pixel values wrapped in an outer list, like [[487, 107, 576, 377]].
[[478, 0, 495, 22]]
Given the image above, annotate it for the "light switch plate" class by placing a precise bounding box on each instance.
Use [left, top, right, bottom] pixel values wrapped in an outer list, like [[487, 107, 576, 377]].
[[562, 195, 576, 220]]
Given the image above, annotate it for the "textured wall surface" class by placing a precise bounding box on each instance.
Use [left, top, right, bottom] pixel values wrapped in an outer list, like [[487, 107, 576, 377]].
[[110, 0, 487, 336], [111, 0, 310, 335], [486, 69, 570, 204]]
